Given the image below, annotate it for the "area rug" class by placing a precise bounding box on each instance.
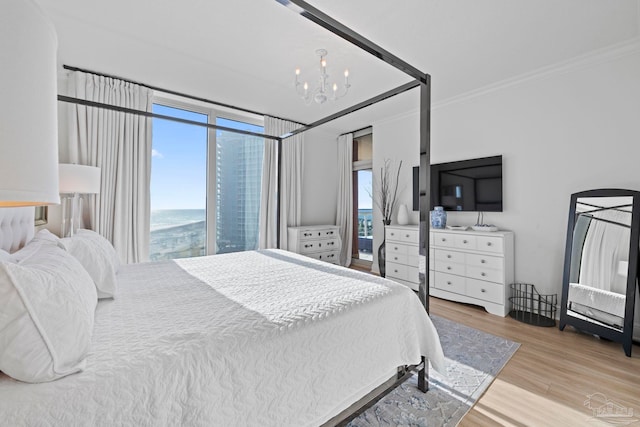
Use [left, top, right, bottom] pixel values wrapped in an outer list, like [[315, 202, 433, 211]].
[[347, 315, 520, 427]]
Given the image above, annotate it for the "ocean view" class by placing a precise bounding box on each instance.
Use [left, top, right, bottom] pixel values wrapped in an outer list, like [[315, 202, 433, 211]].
[[149, 209, 206, 261], [151, 209, 205, 231]]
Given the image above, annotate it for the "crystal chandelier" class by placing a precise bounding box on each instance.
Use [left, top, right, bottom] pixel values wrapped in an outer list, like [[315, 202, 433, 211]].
[[295, 49, 350, 105]]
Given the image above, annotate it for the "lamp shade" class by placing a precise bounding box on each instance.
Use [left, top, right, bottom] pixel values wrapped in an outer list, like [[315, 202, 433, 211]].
[[0, 0, 60, 206], [59, 164, 101, 194]]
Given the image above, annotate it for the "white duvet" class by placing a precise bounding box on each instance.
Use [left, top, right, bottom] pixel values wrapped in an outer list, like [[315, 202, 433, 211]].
[[0, 249, 444, 426]]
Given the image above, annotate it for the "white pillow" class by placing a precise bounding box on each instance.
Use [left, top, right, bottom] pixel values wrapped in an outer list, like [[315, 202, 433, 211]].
[[31, 228, 61, 244], [60, 234, 117, 299], [0, 244, 97, 383], [75, 229, 121, 271]]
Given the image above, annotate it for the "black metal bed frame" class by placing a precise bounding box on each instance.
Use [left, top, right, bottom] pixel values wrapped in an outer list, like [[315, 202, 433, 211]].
[[56, 0, 434, 416]]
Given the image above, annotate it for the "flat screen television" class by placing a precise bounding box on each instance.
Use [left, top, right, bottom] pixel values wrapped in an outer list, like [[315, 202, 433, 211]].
[[415, 155, 503, 212]]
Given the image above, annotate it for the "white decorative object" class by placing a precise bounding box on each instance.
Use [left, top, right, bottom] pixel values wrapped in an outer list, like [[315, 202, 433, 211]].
[[287, 225, 341, 264], [294, 49, 350, 104], [429, 228, 515, 316], [59, 164, 101, 237], [0, 0, 60, 206], [385, 225, 419, 291], [397, 204, 409, 225]]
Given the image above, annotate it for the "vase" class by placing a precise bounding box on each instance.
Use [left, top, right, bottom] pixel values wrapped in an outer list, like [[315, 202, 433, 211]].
[[397, 203, 409, 225], [378, 219, 391, 277], [431, 206, 447, 229]]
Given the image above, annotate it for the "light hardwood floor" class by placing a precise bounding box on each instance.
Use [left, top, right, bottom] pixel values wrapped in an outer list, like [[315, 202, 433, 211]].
[[430, 297, 640, 426]]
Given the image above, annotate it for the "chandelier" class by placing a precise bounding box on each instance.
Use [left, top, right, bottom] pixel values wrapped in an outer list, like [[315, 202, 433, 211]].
[[294, 49, 350, 105]]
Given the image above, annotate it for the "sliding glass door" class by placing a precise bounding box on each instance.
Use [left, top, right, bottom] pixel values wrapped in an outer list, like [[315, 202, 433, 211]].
[[150, 102, 264, 260]]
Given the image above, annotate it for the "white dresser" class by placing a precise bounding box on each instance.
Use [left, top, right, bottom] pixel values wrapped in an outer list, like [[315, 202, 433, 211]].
[[385, 225, 420, 291], [429, 229, 514, 316], [287, 225, 341, 264]]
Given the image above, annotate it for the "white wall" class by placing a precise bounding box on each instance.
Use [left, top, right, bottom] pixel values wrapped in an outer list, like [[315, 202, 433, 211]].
[[373, 46, 640, 297], [300, 127, 339, 225]]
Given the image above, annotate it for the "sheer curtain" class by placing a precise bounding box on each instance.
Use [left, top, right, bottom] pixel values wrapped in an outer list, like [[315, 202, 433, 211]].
[[66, 71, 153, 263], [259, 116, 304, 250], [336, 134, 353, 266]]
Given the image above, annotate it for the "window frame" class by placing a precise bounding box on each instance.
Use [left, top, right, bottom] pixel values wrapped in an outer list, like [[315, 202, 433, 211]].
[[151, 94, 264, 257]]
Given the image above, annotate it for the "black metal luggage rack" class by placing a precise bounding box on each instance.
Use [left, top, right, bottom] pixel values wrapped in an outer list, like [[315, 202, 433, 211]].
[[509, 283, 557, 327]]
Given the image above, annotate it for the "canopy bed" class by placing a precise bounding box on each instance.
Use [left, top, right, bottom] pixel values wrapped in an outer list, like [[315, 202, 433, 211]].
[[0, 207, 444, 425], [0, 0, 439, 424]]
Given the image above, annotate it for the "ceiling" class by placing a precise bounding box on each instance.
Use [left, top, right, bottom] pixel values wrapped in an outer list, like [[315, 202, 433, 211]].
[[35, 0, 640, 134]]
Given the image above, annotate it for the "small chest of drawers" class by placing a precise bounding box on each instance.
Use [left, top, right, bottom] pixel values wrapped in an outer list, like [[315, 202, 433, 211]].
[[385, 225, 419, 291], [429, 229, 514, 316], [287, 225, 341, 264]]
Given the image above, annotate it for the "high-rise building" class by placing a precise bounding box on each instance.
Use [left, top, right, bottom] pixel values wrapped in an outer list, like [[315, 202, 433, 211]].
[[215, 131, 264, 253]]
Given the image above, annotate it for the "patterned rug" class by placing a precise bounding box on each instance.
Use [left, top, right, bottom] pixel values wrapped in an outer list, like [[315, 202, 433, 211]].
[[348, 315, 520, 427]]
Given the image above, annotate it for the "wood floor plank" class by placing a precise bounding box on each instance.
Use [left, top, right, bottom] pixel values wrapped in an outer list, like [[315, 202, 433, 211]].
[[429, 297, 640, 427]]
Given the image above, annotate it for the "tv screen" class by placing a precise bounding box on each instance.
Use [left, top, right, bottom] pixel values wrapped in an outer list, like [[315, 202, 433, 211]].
[[430, 155, 503, 212]]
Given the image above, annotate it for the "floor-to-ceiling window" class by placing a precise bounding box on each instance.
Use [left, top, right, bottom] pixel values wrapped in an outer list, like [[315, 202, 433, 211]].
[[149, 100, 264, 260], [352, 131, 373, 265]]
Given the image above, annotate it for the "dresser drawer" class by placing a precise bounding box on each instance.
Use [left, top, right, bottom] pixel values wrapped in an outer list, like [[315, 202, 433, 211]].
[[306, 250, 340, 264], [299, 228, 338, 240], [299, 239, 324, 253], [387, 262, 418, 283], [318, 237, 340, 251], [434, 271, 465, 294], [476, 235, 504, 253], [388, 252, 419, 267], [466, 277, 504, 304], [434, 260, 465, 276], [434, 249, 465, 264], [466, 253, 503, 270], [433, 233, 455, 248], [454, 234, 476, 250], [387, 242, 418, 256], [466, 265, 504, 283]]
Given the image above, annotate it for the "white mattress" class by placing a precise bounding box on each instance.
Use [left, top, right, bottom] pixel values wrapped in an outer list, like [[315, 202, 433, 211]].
[[0, 249, 444, 426]]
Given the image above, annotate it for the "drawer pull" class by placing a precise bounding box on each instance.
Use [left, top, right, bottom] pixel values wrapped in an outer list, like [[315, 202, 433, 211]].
[[394, 269, 399, 273], [304, 244, 312, 248], [318, 232, 321, 236], [446, 281, 452, 285], [447, 266, 451, 270], [405, 234, 410, 238], [463, 240, 468, 244], [394, 247, 399, 250], [481, 272, 486, 277], [390, 232, 395, 236], [447, 255, 451, 259], [487, 242, 492, 246], [441, 238, 446, 242], [394, 257, 398, 261], [481, 259, 486, 264], [481, 288, 486, 293]]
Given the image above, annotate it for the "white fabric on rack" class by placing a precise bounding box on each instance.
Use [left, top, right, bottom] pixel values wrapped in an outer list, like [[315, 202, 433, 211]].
[[336, 134, 353, 266], [66, 71, 153, 264], [579, 209, 630, 293], [260, 117, 304, 250]]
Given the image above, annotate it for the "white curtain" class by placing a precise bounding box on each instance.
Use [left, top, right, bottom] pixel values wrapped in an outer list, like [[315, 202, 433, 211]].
[[259, 116, 304, 250], [336, 134, 353, 266], [259, 137, 278, 249], [66, 71, 153, 264]]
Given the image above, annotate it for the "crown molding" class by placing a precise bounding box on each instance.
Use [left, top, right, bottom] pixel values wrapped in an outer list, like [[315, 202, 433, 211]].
[[433, 36, 640, 110]]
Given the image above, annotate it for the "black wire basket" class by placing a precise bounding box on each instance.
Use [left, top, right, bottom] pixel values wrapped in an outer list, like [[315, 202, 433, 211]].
[[509, 283, 557, 327]]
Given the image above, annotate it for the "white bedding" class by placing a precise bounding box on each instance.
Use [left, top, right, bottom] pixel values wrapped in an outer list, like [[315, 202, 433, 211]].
[[0, 249, 444, 426]]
